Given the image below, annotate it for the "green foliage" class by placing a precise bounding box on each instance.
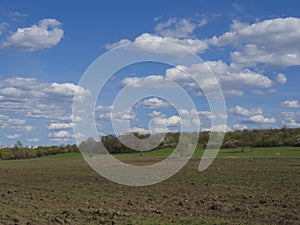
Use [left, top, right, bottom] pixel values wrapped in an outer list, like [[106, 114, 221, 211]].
[[1, 127, 300, 161], [65, 128, 300, 157], [221, 128, 300, 149], [0, 144, 79, 160]]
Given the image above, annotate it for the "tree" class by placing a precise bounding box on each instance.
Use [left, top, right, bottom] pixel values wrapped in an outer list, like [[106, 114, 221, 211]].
[[15, 140, 23, 149], [241, 130, 253, 152], [79, 137, 104, 155]]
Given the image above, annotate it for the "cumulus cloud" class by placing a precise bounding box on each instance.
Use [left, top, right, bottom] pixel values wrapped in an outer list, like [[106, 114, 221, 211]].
[[105, 33, 208, 55], [230, 44, 300, 68], [244, 115, 276, 124], [121, 75, 172, 88], [22, 125, 35, 132], [281, 100, 300, 108], [210, 17, 300, 67], [148, 110, 162, 117], [48, 130, 73, 138], [6, 134, 21, 139], [49, 82, 91, 101], [210, 17, 300, 49], [276, 73, 287, 84], [152, 115, 181, 127], [97, 106, 136, 122], [107, 17, 300, 67], [202, 124, 231, 132], [120, 60, 273, 96], [228, 105, 263, 117], [112, 110, 136, 122], [129, 127, 150, 134], [0, 87, 25, 97], [223, 90, 244, 97], [140, 97, 171, 109], [26, 138, 39, 142], [104, 39, 131, 49], [179, 108, 213, 120], [280, 111, 300, 128], [0, 77, 90, 143], [0, 114, 34, 132], [0, 77, 90, 121], [222, 69, 273, 89], [185, 60, 273, 91], [154, 17, 207, 38], [2, 18, 63, 51], [96, 105, 113, 111], [233, 124, 248, 130], [48, 122, 74, 130], [152, 126, 169, 134]]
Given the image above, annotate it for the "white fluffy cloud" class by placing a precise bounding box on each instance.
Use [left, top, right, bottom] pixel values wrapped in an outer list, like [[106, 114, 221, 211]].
[[280, 111, 300, 128], [149, 112, 200, 132], [121, 60, 273, 96], [281, 100, 300, 108], [220, 69, 273, 90], [233, 124, 248, 130], [26, 138, 39, 142], [129, 127, 150, 134], [107, 16, 300, 67], [230, 44, 300, 68], [106, 33, 208, 55], [6, 134, 22, 139], [0, 114, 34, 132], [223, 90, 244, 97], [96, 105, 113, 111], [179, 108, 213, 120], [22, 125, 34, 132], [154, 18, 207, 38], [107, 17, 298, 101], [152, 115, 181, 127], [0, 77, 90, 120], [244, 115, 276, 124], [228, 105, 263, 117], [276, 73, 287, 84], [48, 130, 72, 138], [2, 18, 63, 51], [49, 82, 91, 102], [210, 17, 300, 67], [186, 60, 272, 92], [121, 75, 172, 89], [0, 77, 90, 144], [0, 87, 25, 97], [211, 17, 300, 49], [112, 110, 136, 122], [148, 110, 162, 117], [97, 106, 136, 122], [202, 124, 231, 132], [48, 122, 74, 130], [140, 97, 171, 109]]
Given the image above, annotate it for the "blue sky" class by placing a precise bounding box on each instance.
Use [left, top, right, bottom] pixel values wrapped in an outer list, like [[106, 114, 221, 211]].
[[0, 0, 299, 146]]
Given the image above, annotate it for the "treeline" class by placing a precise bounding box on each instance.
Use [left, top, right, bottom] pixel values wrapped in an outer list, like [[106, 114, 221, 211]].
[[0, 144, 79, 160], [222, 127, 300, 149], [80, 127, 300, 155], [79, 132, 182, 155], [1, 127, 300, 160]]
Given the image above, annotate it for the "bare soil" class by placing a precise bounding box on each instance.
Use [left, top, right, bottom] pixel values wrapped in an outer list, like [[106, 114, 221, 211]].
[[0, 157, 299, 224]]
